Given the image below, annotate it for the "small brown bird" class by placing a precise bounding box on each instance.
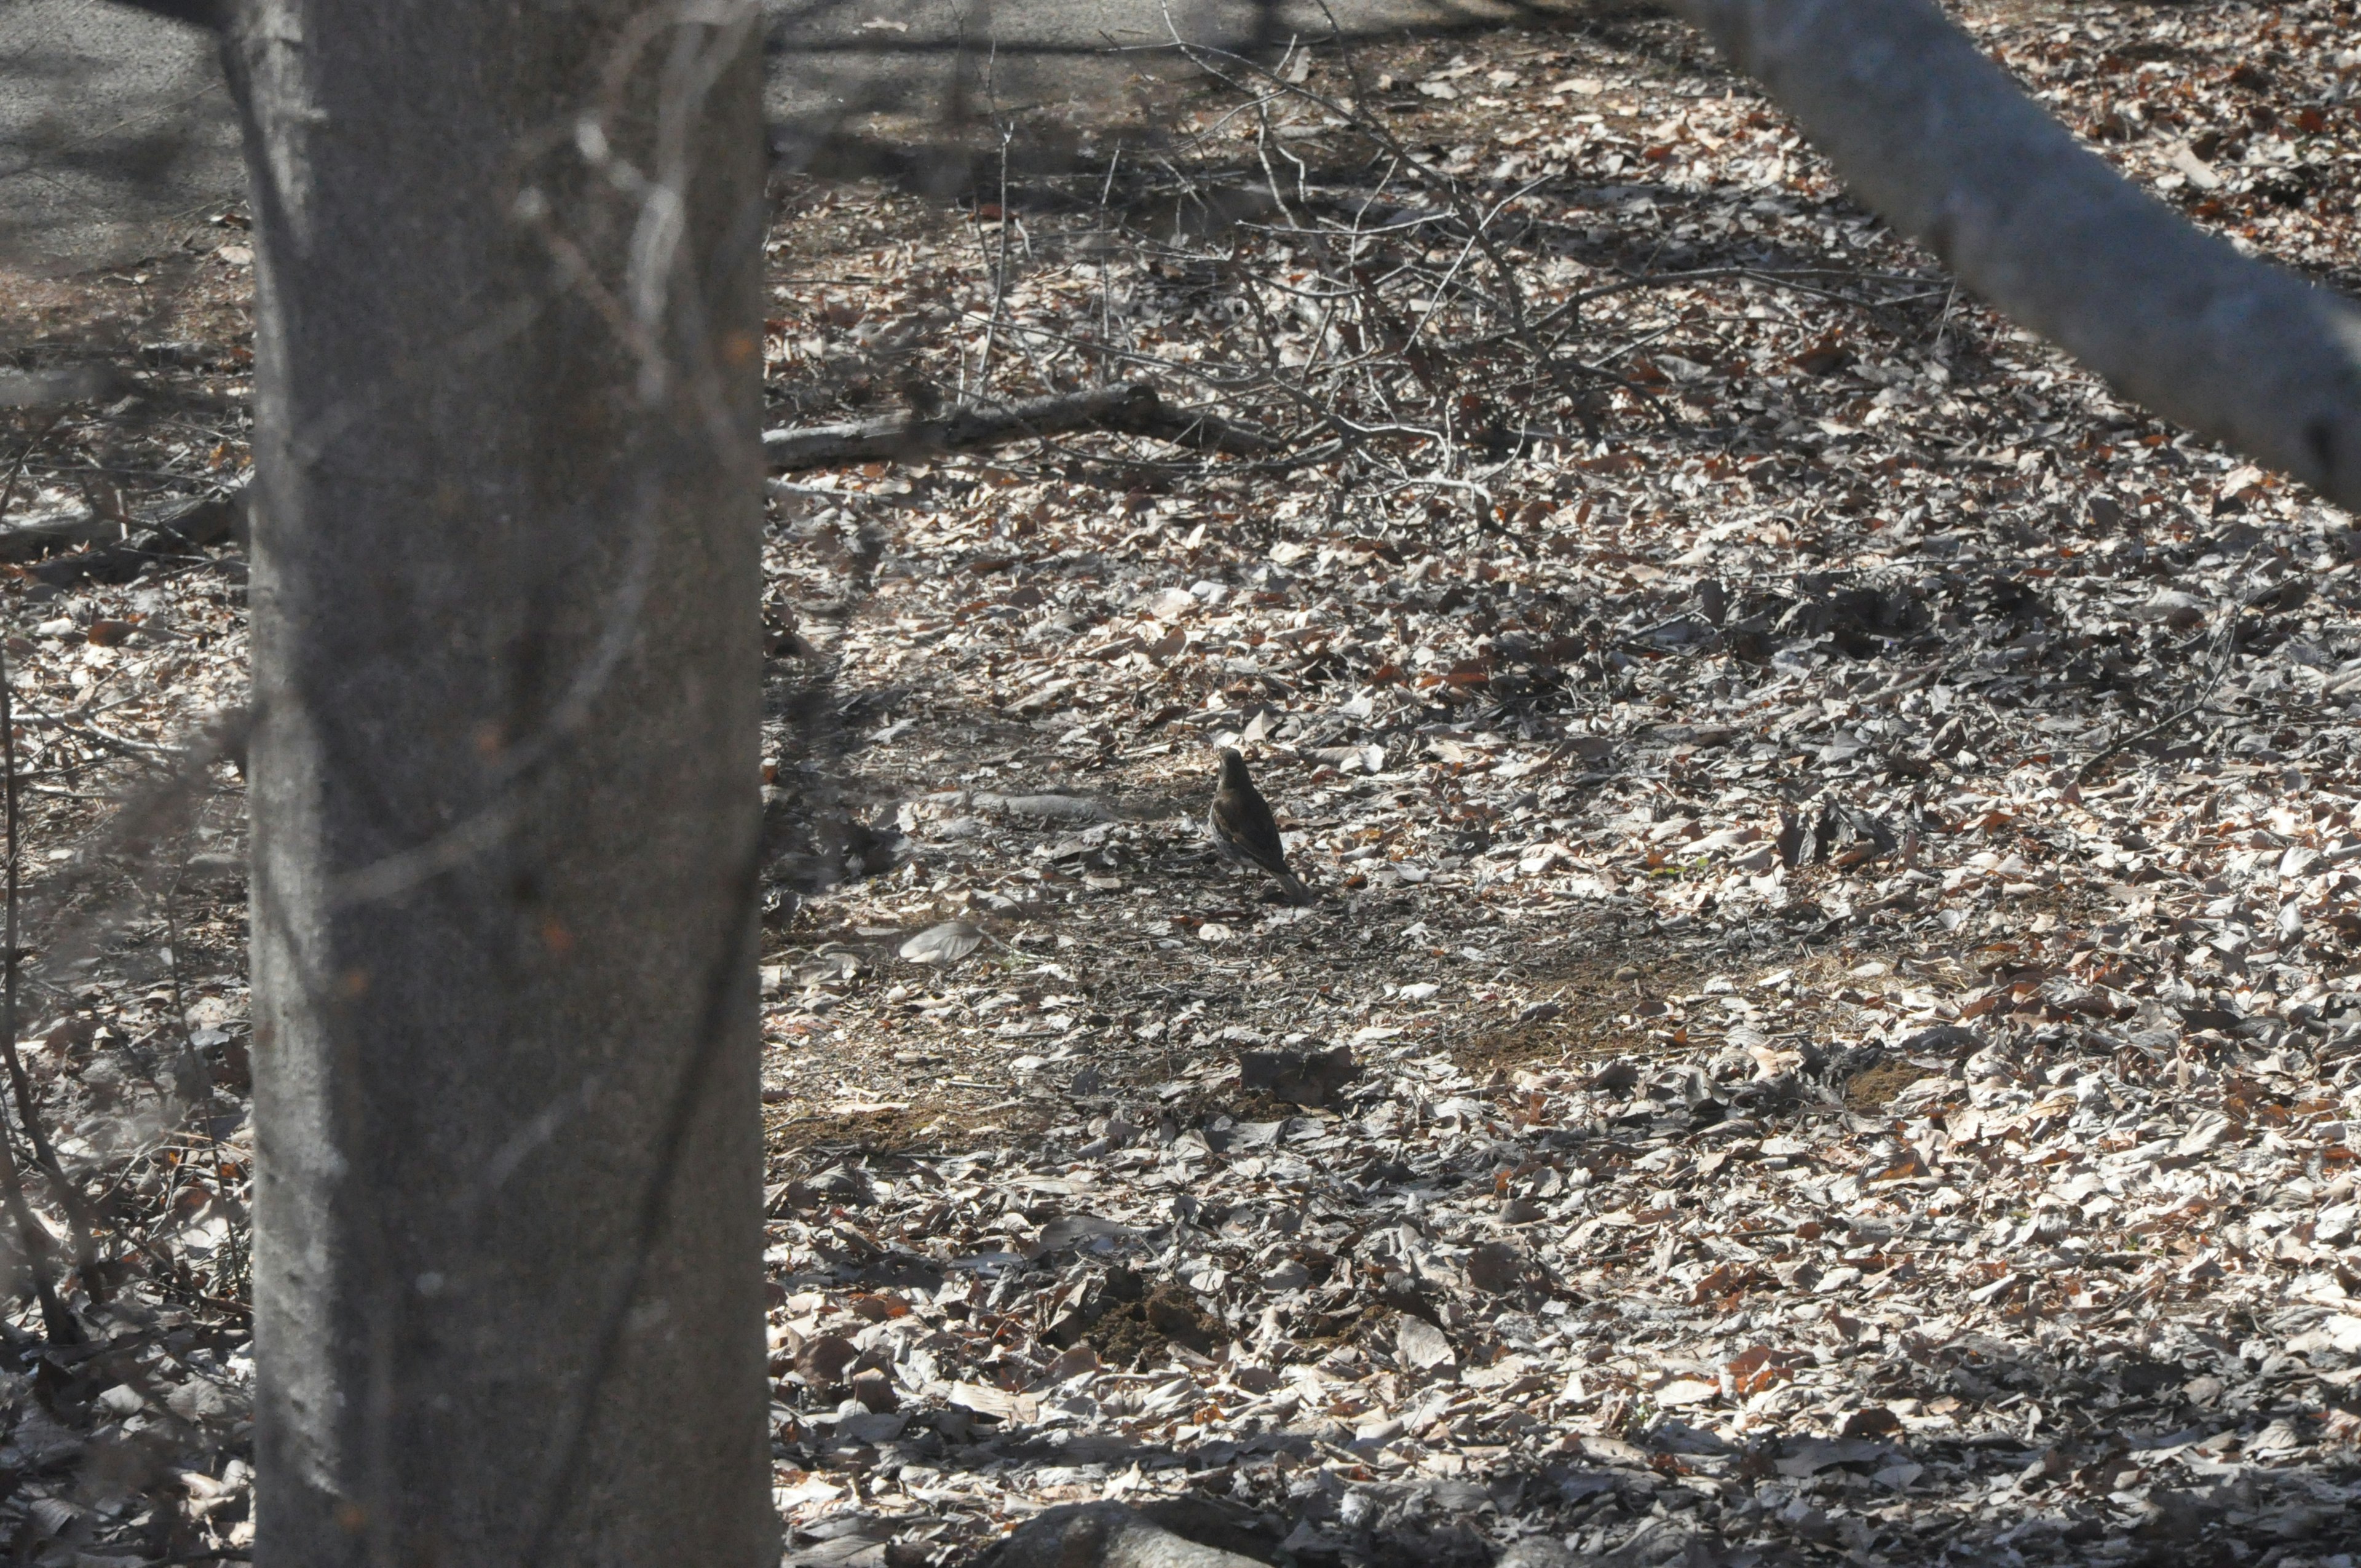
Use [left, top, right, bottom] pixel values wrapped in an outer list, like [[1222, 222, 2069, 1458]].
[[1208, 748, 1309, 903]]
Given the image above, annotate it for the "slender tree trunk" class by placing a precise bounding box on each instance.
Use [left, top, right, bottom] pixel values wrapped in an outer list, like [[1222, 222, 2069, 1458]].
[[224, 4, 773, 1564]]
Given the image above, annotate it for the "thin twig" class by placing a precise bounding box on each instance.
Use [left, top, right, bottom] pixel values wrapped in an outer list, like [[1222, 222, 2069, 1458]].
[[973, 47, 1016, 389], [2076, 579, 2267, 784]]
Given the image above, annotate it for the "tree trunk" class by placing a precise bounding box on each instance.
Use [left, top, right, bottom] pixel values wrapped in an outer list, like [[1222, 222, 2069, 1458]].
[[1669, 0, 2361, 512], [225, 4, 773, 1564]]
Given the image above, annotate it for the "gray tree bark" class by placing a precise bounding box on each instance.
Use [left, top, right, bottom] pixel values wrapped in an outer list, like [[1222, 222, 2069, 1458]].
[[226, 4, 774, 1564], [1669, 0, 2361, 512]]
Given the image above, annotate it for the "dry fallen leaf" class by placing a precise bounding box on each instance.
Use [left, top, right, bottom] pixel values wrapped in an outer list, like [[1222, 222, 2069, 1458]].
[[898, 920, 983, 965]]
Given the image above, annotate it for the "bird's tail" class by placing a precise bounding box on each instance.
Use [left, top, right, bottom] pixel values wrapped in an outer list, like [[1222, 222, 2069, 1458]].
[[1280, 872, 1313, 906]]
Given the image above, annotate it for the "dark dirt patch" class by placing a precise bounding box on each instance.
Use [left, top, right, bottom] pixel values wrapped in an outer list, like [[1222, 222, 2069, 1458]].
[[769, 1099, 979, 1157], [1226, 1087, 1327, 1122], [1170, 1085, 1337, 1128], [1845, 1058, 1929, 1111], [1089, 1282, 1223, 1366]]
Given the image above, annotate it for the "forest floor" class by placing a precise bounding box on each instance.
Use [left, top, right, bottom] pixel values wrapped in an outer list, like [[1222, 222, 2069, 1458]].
[[5, 1, 2361, 1565]]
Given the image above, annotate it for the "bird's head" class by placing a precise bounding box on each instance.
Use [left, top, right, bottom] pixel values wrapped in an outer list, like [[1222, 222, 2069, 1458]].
[[1217, 747, 1251, 788]]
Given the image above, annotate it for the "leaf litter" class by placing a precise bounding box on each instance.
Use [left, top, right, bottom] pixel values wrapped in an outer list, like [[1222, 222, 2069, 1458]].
[[4, 1, 2361, 1564]]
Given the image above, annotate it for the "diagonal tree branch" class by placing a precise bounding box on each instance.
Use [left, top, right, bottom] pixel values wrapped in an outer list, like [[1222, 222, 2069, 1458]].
[[763, 381, 1272, 468], [1669, 0, 2361, 511]]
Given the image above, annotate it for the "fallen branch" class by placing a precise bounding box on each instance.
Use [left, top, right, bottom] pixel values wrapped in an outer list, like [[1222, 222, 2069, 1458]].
[[0, 509, 126, 561], [2, 486, 245, 564], [762, 382, 1271, 470], [9, 486, 248, 590], [1669, 0, 2361, 510], [142, 488, 248, 552]]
